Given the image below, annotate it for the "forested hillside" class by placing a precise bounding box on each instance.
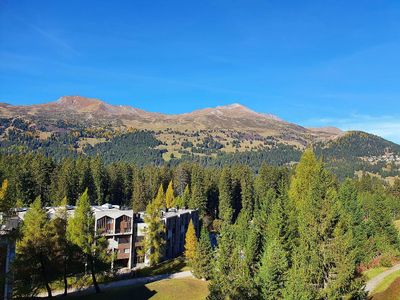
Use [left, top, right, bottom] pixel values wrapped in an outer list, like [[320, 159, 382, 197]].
[[1, 97, 400, 180], [3, 150, 400, 298], [1, 120, 400, 180]]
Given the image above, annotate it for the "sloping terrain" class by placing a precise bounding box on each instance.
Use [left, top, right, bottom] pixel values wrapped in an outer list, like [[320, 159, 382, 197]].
[[1, 96, 399, 178], [0, 96, 341, 146]]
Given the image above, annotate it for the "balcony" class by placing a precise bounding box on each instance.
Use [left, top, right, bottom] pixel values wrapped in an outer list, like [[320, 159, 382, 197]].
[[97, 216, 114, 235], [115, 215, 132, 234]]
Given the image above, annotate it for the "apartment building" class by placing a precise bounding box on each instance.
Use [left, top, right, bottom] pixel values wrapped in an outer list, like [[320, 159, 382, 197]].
[[133, 208, 199, 268], [0, 217, 19, 300], [17, 204, 199, 269]]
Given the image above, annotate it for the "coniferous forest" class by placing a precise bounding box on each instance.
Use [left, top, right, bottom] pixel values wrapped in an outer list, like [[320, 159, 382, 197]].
[[3, 1, 400, 299], [1, 149, 400, 298]]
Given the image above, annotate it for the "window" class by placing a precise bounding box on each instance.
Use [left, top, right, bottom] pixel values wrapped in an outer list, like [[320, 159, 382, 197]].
[[124, 248, 130, 254], [118, 237, 130, 244]]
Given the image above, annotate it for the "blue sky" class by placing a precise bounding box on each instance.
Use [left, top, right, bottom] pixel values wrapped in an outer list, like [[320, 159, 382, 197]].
[[1, 1, 400, 142]]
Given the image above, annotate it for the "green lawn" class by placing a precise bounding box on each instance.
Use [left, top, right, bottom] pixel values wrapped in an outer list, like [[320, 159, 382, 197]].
[[135, 256, 189, 277], [371, 272, 400, 300], [372, 270, 400, 294], [47, 256, 188, 293], [68, 278, 209, 300], [364, 267, 389, 281]]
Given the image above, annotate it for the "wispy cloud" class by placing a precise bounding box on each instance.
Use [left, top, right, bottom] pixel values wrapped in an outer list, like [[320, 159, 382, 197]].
[[8, 11, 80, 57], [27, 22, 80, 56]]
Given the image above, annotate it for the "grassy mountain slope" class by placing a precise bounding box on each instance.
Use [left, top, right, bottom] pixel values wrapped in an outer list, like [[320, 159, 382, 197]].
[[1, 96, 399, 179]]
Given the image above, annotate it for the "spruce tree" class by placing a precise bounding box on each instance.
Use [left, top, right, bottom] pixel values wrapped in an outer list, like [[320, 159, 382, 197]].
[[257, 199, 289, 299], [253, 188, 276, 232], [284, 150, 365, 299], [76, 158, 95, 203], [240, 166, 254, 218], [91, 157, 107, 205], [165, 181, 175, 209], [67, 189, 108, 293], [209, 222, 257, 299], [132, 170, 147, 212], [218, 167, 233, 223], [257, 239, 288, 300], [190, 165, 207, 216], [50, 158, 79, 205], [174, 163, 191, 196], [190, 181, 207, 216], [338, 179, 366, 264], [192, 225, 213, 279]]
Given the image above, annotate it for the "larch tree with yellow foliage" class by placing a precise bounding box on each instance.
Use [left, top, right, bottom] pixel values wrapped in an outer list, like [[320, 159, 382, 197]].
[[185, 219, 198, 263], [154, 184, 165, 209], [0, 179, 13, 223], [143, 194, 166, 266], [165, 181, 175, 209]]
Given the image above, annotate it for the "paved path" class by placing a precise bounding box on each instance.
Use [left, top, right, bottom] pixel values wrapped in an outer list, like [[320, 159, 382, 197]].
[[365, 263, 400, 293], [38, 270, 194, 297]]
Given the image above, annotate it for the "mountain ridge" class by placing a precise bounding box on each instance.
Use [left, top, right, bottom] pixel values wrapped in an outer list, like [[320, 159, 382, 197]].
[[0, 95, 342, 143], [1, 95, 399, 180]]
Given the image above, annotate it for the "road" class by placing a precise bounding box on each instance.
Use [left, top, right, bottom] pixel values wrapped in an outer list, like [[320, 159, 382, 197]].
[[365, 263, 400, 293], [38, 270, 194, 297]]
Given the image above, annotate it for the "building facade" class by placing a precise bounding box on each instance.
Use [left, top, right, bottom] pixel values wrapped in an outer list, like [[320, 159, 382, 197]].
[[18, 204, 199, 269], [0, 217, 19, 300], [133, 208, 199, 268]]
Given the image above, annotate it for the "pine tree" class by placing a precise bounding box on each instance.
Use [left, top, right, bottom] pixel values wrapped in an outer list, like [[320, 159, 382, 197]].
[[192, 225, 213, 279], [67, 189, 108, 293], [143, 196, 166, 266], [185, 219, 198, 262], [218, 167, 233, 223], [15, 197, 53, 297], [165, 181, 175, 209]]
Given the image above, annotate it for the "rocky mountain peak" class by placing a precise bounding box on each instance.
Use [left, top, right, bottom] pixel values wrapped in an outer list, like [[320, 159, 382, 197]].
[[56, 96, 103, 109]]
